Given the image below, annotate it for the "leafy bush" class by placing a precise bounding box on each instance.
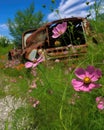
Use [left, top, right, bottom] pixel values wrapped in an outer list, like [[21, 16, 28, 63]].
[[0, 36, 10, 47]]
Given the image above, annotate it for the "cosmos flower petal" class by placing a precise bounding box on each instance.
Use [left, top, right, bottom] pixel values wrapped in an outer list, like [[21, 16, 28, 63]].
[[32, 56, 44, 67], [52, 27, 61, 38], [25, 62, 33, 68], [95, 69, 102, 78], [71, 79, 83, 87], [96, 97, 104, 110], [52, 27, 59, 34], [89, 83, 100, 89], [79, 85, 91, 92], [91, 76, 100, 82], [73, 87, 81, 91], [52, 33, 60, 38], [71, 79, 84, 91], [97, 103, 104, 110], [52, 22, 67, 38], [32, 62, 38, 67], [56, 25, 62, 32], [96, 96, 102, 102], [85, 66, 95, 77], [91, 76, 99, 82], [37, 56, 44, 62], [86, 66, 102, 79], [90, 69, 102, 81], [61, 22, 67, 32], [86, 66, 95, 74], [75, 68, 86, 80]]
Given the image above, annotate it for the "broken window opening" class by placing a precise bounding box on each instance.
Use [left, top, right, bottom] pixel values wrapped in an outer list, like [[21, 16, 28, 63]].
[[47, 20, 86, 49]]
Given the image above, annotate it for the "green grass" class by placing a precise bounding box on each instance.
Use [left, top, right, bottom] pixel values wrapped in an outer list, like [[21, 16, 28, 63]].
[[0, 35, 104, 130]]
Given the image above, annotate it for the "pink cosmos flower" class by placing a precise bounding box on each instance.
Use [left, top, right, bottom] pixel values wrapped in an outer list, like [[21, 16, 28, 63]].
[[25, 56, 44, 68], [30, 81, 37, 89], [71, 66, 102, 92], [52, 22, 67, 38], [96, 96, 104, 110], [33, 100, 40, 108]]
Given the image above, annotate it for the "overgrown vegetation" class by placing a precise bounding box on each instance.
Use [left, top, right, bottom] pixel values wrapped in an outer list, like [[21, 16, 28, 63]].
[[0, 29, 104, 130], [0, 0, 104, 130]]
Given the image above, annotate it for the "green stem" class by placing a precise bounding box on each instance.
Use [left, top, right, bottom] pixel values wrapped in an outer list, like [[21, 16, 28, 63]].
[[59, 59, 86, 130], [69, 107, 73, 129], [37, 65, 51, 88], [59, 85, 68, 130]]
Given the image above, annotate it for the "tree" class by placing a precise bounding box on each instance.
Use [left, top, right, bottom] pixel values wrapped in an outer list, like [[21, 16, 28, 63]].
[[8, 3, 44, 47]]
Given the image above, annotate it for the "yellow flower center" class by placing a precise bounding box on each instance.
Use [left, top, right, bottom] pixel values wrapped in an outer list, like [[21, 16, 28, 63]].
[[54, 41, 61, 46], [58, 31, 63, 34], [83, 77, 91, 84]]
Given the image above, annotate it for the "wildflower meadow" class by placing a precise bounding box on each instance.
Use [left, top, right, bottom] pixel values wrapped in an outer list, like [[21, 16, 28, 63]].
[[0, 5, 104, 130], [0, 31, 104, 130]]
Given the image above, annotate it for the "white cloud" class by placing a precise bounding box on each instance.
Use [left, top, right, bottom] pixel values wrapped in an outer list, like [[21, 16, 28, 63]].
[[0, 24, 11, 39], [0, 34, 3, 37], [0, 24, 8, 31], [47, 0, 95, 21]]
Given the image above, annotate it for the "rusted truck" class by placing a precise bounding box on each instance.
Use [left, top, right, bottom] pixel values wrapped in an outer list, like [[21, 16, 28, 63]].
[[8, 17, 90, 62]]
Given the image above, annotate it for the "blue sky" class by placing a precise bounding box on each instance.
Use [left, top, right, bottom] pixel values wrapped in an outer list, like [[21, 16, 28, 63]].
[[0, 0, 103, 39]]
